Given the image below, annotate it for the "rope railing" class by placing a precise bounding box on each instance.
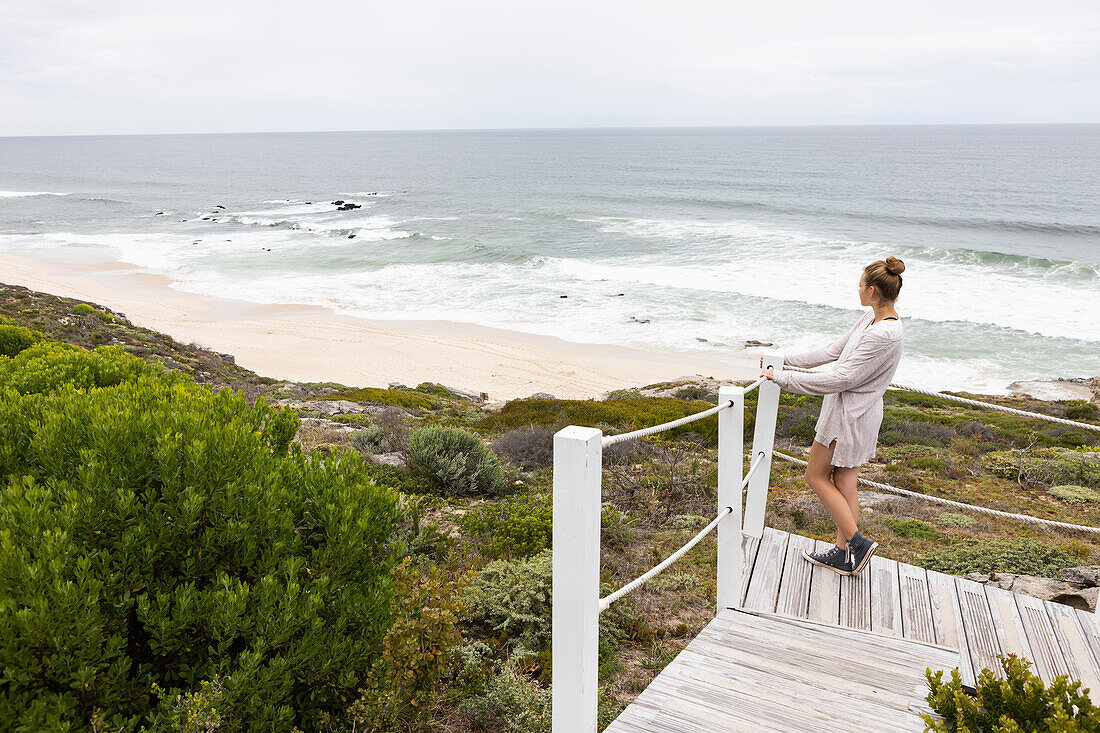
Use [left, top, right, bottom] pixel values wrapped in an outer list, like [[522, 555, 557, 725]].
[[743, 376, 767, 393], [772, 449, 1100, 535], [602, 400, 733, 447], [781, 365, 1100, 433], [599, 453, 766, 611]]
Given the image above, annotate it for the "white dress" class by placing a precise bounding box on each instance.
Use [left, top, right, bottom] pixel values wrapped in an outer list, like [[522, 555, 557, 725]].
[[773, 310, 904, 468]]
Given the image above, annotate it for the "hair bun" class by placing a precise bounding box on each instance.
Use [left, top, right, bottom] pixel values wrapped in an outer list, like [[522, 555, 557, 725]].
[[885, 256, 906, 276]]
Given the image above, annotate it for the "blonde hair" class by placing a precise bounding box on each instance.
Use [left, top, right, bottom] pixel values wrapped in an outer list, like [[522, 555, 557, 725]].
[[862, 257, 905, 301]]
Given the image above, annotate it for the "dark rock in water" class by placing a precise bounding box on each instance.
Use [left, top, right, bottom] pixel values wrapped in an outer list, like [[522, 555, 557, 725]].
[[696, 338, 708, 343], [215, 204, 226, 209], [559, 295, 568, 299], [202, 217, 210, 220], [332, 200, 345, 206], [348, 234, 357, 239], [154, 211, 164, 215], [745, 339, 773, 348], [336, 203, 361, 211], [630, 316, 651, 324]]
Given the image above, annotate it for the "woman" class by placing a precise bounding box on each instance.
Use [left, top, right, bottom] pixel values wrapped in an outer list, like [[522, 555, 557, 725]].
[[759, 257, 906, 576]]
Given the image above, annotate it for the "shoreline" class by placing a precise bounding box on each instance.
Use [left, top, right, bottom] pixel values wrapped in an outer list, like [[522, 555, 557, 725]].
[[0, 247, 761, 400]]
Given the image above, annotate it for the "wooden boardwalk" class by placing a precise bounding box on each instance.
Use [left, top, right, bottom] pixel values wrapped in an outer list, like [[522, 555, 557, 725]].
[[607, 526, 1100, 732]]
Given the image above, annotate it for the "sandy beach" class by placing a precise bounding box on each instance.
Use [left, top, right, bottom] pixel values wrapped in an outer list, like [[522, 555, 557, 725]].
[[0, 248, 760, 400]]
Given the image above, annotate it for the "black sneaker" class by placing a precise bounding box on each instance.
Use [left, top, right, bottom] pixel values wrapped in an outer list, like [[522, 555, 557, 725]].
[[845, 531, 879, 575], [802, 545, 852, 575]]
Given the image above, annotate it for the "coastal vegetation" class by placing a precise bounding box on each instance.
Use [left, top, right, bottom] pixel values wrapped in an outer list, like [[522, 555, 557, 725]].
[[2, 282, 1100, 731]]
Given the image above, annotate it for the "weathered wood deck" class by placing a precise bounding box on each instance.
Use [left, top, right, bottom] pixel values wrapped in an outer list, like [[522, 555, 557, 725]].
[[606, 526, 1100, 732]]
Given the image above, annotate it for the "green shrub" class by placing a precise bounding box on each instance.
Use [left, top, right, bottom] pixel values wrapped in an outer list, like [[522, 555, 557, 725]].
[[911, 456, 948, 471], [918, 537, 1077, 578], [0, 341, 158, 395], [461, 550, 632, 663], [673, 386, 715, 402], [933, 512, 978, 528], [353, 425, 393, 453], [1050, 485, 1100, 503], [982, 448, 1100, 488], [478, 397, 719, 444], [878, 517, 941, 540], [325, 387, 439, 411], [0, 346, 401, 731], [461, 494, 552, 559], [409, 426, 506, 496], [72, 303, 96, 315], [1064, 400, 1099, 422], [463, 551, 554, 654], [923, 654, 1099, 731], [492, 425, 555, 470], [348, 559, 464, 731], [0, 324, 42, 357], [606, 389, 644, 399], [461, 656, 551, 733]]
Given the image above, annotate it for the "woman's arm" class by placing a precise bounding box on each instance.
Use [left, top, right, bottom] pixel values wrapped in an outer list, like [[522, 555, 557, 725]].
[[783, 314, 867, 369], [774, 331, 899, 396]]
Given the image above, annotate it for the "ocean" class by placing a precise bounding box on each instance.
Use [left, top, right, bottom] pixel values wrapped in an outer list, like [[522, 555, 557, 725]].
[[1, 125, 1098, 394]]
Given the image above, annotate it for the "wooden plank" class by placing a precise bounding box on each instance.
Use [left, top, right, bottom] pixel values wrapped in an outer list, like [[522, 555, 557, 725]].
[[1015, 592, 1071, 684], [1073, 608, 1100, 695], [954, 576, 1003, 682], [1045, 601, 1093, 688], [840, 552, 872, 631], [607, 609, 954, 733], [775, 532, 816, 619], [869, 554, 903, 638], [742, 527, 790, 613], [739, 533, 761, 607], [983, 583, 1035, 679], [897, 561, 937, 645], [926, 568, 975, 688], [807, 539, 841, 625]]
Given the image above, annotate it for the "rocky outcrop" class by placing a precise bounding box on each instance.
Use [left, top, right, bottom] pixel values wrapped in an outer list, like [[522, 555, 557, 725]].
[[965, 568, 1100, 612], [276, 398, 411, 418]]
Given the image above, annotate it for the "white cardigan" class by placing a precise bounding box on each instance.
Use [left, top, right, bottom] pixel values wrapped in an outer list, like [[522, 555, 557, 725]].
[[773, 309, 904, 468]]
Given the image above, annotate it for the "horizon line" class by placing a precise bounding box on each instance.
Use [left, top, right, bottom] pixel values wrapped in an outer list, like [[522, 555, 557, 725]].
[[3, 121, 1100, 140]]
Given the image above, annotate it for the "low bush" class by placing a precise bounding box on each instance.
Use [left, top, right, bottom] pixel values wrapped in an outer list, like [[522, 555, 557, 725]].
[[918, 537, 1078, 578], [981, 448, 1100, 488], [0, 323, 42, 357], [478, 397, 719, 444], [933, 512, 978, 528], [461, 494, 553, 559], [877, 517, 941, 540], [72, 303, 96, 315], [0, 343, 401, 730], [673, 385, 715, 402], [461, 656, 551, 733], [325, 386, 440, 411], [461, 550, 632, 660], [492, 425, 555, 470], [353, 425, 393, 453], [409, 426, 506, 496], [923, 654, 1099, 731], [348, 559, 464, 731], [1049, 484, 1100, 504], [911, 456, 948, 472], [1064, 400, 1099, 422]]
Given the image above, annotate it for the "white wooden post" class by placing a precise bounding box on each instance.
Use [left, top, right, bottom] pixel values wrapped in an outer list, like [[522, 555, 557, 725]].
[[716, 385, 745, 610], [552, 426, 603, 733], [744, 350, 783, 538]]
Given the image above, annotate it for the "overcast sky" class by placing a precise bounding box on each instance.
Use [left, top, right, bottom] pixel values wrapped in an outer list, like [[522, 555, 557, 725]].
[[3, 0, 1099, 136]]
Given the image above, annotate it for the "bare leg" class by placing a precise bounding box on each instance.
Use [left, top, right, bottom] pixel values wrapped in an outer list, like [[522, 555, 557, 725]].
[[832, 465, 860, 547], [804, 439, 857, 547]]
